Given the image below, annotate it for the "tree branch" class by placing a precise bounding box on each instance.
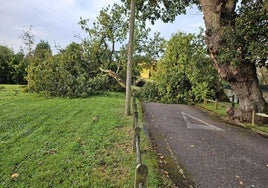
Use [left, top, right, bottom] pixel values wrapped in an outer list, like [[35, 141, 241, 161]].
[[100, 67, 126, 88]]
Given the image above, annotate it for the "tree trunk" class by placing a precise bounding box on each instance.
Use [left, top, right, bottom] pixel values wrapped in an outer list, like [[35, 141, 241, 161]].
[[200, 0, 267, 122]]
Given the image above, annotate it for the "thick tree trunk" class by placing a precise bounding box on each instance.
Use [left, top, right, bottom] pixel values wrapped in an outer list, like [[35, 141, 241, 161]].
[[200, 0, 267, 122]]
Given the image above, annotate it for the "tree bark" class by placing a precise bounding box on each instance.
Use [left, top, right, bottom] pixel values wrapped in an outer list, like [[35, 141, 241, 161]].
[[200, 0, 267, 122], [100, 68, 126, 88]]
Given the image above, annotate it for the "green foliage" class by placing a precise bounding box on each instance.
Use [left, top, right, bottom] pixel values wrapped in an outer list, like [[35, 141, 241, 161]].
[[139, 31, 222, 104], [219, 0, 268, 67], [27, 41, 53, 92], [2, 3, 165, 97], [122, 0, 199, 24], [0, 46, 26, 84], [0, 46, 14, 84], [27, 42, 110, 97], [136, 81, 160, 102], [79, 3, 165, 87]]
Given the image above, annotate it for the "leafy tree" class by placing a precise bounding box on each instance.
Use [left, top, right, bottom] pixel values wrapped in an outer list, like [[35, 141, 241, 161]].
[[28, 40, 52, 92], [56, 42, 105, 97], [0, 46, 26, 84], [28, 42, 108, 97], [152, 32, 222, 104], [0, 45, 14, 84], [11, 50, 27, 84], [123, 0, 268, 122], [79, 3, 165, 89], [22, 3, 165, 98], [20, 25, 35, 88]]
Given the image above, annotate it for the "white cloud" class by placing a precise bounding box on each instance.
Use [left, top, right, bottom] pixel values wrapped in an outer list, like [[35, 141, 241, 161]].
[[0, 0, 204, 53], [0, 0, 122, 53]]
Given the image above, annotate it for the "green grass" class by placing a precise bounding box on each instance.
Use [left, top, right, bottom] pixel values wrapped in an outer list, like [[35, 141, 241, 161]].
[[198, 101, 230, 118], [198, 100, 268, 134], [0, 85, 161, 187]]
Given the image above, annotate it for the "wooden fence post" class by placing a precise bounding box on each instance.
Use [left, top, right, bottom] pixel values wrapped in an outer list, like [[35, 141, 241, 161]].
[[132, 95, 148, 188], [135, 164, 148, 188], [204, 98, 207, 105], [252, 109, 255, 125], [133, 127, 141, 152], [215, 99, 218, 110], [231, 95, 235, 107]]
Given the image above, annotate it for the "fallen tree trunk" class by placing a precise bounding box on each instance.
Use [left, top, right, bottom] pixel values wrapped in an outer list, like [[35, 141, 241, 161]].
[[100, 68, 141, 94], [100, 68, 126, 88]]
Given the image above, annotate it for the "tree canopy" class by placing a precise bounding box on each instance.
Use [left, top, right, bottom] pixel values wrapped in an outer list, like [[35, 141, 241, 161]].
[[0, 46, 26, 84], [138, 31, 225, 104], [127, 0, 268, 122]]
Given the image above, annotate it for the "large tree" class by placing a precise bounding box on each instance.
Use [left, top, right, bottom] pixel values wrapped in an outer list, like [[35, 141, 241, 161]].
[[79, 3, 165, 90], [124, 0, 268, 122]]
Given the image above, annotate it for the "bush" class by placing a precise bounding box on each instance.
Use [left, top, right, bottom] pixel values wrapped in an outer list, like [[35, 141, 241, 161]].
[[136, 81, 160, 102]]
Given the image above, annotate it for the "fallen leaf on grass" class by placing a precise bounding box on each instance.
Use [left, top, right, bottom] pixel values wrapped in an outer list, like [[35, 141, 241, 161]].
[[11, 173, 19, 179], [162, 170, 169, 175], [92, 116, 99, 122]]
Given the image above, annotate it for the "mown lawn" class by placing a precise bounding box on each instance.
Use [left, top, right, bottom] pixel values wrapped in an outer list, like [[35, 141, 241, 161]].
[[0, 85, 161, 187]]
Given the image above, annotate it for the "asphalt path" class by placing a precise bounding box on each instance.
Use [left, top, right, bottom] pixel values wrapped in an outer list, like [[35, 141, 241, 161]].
[[142, 102, 268, 188]]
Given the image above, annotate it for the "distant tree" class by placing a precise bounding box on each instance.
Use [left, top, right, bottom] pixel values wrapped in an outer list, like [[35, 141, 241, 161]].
[[12, 50, 27, 84], [20, 25, 35, 88], [20, 25, 35, 57], [28, 40, 52, 92], [0, 46, 26, 84], [0, 45, 14, 84]]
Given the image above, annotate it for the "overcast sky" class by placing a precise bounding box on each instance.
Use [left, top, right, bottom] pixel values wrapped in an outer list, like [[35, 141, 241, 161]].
[[0, 0, 204, 54]]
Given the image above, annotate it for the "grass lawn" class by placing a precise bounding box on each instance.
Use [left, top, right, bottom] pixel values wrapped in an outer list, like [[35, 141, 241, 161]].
[[198, 100, 268, 133], [0, 85, 162, 187]]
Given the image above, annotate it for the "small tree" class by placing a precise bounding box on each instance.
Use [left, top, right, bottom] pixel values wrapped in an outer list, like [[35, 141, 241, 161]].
[[20, 25, 35, 88], [28, 40, 52, 92]]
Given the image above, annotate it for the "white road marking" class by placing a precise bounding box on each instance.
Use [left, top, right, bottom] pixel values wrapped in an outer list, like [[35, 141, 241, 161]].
[[181, 112, 225, 131]]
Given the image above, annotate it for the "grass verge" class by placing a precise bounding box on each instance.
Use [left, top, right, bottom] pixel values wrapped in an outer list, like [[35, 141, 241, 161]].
[[0, 85, 161, 187], [198, 101, 268, 134]]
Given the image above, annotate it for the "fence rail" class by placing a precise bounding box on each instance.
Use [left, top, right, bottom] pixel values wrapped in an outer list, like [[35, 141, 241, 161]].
[[204, 98, 268, 126], [132, 97, 148, 188], [252, 110, 268, 125]]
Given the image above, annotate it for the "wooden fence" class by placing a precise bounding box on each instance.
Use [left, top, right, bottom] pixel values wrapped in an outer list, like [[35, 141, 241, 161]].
[[132, 97, 148, 188], [204, 97, 268, 125]]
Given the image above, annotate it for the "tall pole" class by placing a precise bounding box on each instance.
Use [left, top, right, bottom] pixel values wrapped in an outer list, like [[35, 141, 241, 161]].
[[125, 0, 136, 115]]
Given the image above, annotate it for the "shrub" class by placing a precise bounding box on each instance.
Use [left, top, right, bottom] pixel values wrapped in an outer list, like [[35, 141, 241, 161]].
[[136, 81, 160, 102]]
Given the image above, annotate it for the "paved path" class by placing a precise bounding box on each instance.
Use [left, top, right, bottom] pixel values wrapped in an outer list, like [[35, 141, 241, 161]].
[[142, 103, 268, 188]]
